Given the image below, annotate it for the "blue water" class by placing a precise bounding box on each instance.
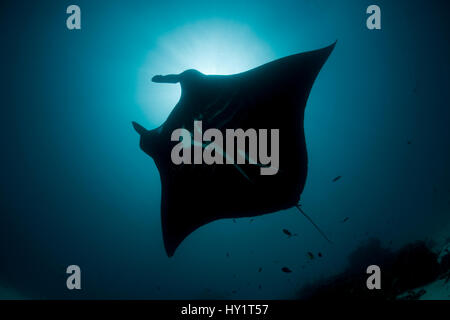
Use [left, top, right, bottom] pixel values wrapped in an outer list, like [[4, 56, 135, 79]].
[[1, 0, 449, 299]]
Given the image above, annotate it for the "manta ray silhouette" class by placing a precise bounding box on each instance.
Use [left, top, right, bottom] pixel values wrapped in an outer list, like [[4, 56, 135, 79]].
[[133, 42, 336, 257]]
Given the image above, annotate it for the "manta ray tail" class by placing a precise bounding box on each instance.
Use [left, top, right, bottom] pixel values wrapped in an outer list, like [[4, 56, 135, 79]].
[[295, 204, 333, 244]]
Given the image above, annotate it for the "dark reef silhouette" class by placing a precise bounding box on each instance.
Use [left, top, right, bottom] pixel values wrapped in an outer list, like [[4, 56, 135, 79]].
[[133, 43, 336, 257], [298, 238, 450, 300]]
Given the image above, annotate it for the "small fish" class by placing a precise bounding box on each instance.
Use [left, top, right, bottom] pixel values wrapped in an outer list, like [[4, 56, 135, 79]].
[[226, 252, 230, 258], [232, 290, 237, 294], [281, 267, 292, 273], [318, 252, 322, 258], [258, 285, 262, 290], [249, 218, 254, 223], [407, 140, 412, 145], [232, 219, 236, 223], [307, 252, 314, 260], [282, 229, 298, 237], [258, 267, 262, 272], [341, 217, 349, 223], [332, 175, 342, 182]]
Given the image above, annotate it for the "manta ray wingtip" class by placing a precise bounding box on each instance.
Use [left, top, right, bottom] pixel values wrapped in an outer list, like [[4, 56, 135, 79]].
[[166, 249, 175, 258], [164, 240, 177, 258], [331, 40, 337, 49], [323, 40, 337, 53]]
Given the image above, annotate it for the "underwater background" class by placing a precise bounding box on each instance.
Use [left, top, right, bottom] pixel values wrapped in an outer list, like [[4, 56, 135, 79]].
[[1, 0, 449, 299]]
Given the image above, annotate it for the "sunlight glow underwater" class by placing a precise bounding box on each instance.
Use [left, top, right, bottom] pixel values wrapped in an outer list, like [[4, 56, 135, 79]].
[[137, 20, 274, 126]]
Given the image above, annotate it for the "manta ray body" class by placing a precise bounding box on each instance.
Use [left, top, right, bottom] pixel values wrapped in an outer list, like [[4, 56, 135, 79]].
[[133, 42, 335, 256]]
